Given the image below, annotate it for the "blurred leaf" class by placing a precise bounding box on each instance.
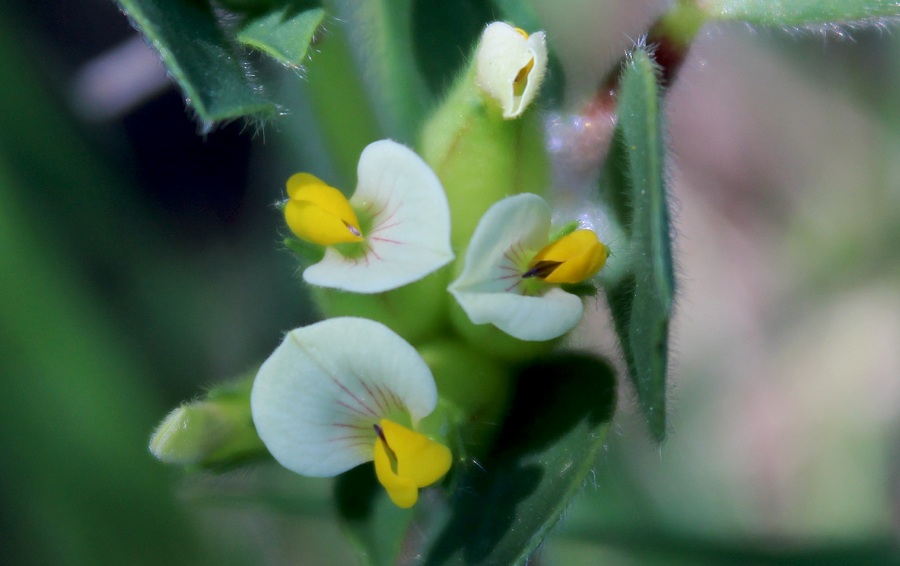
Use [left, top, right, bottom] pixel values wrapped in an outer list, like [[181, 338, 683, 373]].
[[183, 464, 333, 516], [335, 465, 415, 566], [410, 0, 493, 96], [116, 0, 276, 126], [0, 13, 253, 564], [558, 527, 900, 566], [237, 5, 326, 68], [297, 15, 385, 184], [0, 123, 211, 566], [0, 155, 213, 565], [599, 48, 673, 442], [705, 0, 900, 25], [423, 354, 617, 565], [324, 0, 429, 142]]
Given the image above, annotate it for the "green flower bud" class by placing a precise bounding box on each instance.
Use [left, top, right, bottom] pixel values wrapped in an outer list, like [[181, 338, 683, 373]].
[[150, 377, 266, 469]]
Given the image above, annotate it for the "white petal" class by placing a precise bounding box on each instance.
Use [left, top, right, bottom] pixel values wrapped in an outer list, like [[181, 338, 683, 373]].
[[303, 140, 454, 293], [449, 194, 584, 341], [475, 22, 548, 119], [251, 317, 438, 477], [453, 287, 583, 341]]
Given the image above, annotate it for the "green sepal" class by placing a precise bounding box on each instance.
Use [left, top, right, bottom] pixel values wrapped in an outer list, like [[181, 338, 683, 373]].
[[597, 47, 674, 442], [283, 237, 326, 264], [560, 281, 599, 297]]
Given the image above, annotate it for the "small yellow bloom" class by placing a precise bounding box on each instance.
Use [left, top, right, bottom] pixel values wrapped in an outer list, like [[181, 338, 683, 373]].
[[280, 140, 453, 294], [284, 173, 364, 246], [373, 419, 452, 508], [525, 230, 608, 284], [251, 318, 453, 507], [449, 195, 610, 341]]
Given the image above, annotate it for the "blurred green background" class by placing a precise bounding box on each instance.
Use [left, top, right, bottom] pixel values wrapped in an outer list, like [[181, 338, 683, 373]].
[[1, 0, 898, 564]]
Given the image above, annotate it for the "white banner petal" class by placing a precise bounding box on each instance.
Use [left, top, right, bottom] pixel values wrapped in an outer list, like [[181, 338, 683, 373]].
[[450, 194, 585, 341], [303, 140, 453, 293], [251, 317, 438, 477]]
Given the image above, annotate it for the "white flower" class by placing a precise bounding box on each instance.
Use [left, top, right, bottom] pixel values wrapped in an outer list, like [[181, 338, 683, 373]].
[[449, 194, 608, 341], [475, 22, 548, 119], [284, 140, 453, 294], [251, 317, 452, 508]]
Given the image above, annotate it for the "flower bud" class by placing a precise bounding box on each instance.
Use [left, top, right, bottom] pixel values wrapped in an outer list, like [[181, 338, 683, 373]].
[[475, 23, 548, 119], [420, 22, 551, 250], [150, 378, 266, 469]]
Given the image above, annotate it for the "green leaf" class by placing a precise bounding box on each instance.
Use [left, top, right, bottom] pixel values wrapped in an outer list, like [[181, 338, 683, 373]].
[[599, 48, 674, 442], [335, 465, 416, 566], [324, 0, 429, 142], [236, 5, 326, 68], [116, 0, 276, 126], [423, 354, 617, 565], [705, 0, 900, 26]]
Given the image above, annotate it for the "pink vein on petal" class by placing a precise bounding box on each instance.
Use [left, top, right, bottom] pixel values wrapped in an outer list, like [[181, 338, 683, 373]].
[[336, 400, 371, 419], [331, 376, 378, 418], [371, 220, 401, 234], [374, 383, 400, 414], [360, 380, 386, 415], [329, 434, 374, 442], [332, 422, 370, 430], [370, 236, 403, 245]]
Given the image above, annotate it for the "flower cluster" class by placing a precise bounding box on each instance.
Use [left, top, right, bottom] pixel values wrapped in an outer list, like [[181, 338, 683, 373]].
[[251, 22, 610, 507]]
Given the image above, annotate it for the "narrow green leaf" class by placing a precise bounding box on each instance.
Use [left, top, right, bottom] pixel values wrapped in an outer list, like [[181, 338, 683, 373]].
[[599, 48, 674, 441], [706, 0, 900, 26], [335, 465, 415, 566], [424, 354, 617, 565], [324, 0, 429, 142], [236, 6, 326, 68], [116, 0, 276, 126]]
